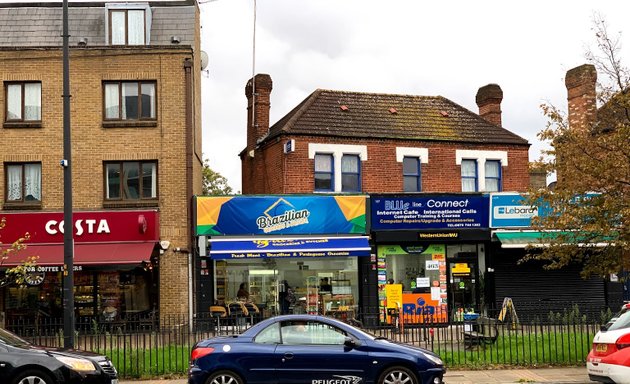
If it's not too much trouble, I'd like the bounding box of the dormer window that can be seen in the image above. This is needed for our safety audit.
[107,3,151,46]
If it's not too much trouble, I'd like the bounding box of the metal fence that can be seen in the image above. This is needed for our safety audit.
[6,306,604,379]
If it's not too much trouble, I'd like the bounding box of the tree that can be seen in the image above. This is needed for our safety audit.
[202,158,234,195]
[0,217,38,288]
[526,15,630,278]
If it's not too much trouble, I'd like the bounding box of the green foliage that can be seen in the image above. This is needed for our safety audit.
[546,304,587,324]
[441,328,594,368]
[600,308,614,325]
[526,15,630,277]
[202,158,234,195]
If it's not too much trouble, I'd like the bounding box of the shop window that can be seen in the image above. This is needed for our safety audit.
[104,160,157,201]
[218,257,359,318]
[377,245,449,323]
[403,156,421,192]
[4,81,41,125]
[103,81,156,122]
[4,162,42,204]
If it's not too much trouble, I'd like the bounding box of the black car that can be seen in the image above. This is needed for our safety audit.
[189,314,446,384]
[0,327,118,384]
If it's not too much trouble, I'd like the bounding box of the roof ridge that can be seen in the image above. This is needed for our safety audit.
[317,88,441,99]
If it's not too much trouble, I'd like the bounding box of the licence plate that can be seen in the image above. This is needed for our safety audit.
[111,380,119,384]
[595,343,608,353]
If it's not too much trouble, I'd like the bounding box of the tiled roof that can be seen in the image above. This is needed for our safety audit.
[0,5,196,47]
[266,89,529,146]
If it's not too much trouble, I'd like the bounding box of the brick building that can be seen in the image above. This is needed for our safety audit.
[241,74,530,195]
[210,74,537,322]
[0,1,202,326]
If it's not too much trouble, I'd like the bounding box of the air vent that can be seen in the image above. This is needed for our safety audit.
[440,110,449,117]
[340,105,349,111]
[389,107,398,114]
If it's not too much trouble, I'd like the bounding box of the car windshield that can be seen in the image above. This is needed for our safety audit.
[0,328,31,347]
[607,310,630,332]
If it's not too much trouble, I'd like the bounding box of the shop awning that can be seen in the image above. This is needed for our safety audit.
[493,231,614,249]
[209,236,371,259]
[0,242,156,266]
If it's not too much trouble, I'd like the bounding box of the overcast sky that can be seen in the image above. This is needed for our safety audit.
[199,0,630,193]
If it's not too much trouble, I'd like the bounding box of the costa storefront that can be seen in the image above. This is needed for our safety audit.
[369,194,490,323]
[194,195,369,319]
[0,210,159,326]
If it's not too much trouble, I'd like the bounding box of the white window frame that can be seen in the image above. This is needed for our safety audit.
[105,3,152,46]
[308,143,367,193]
[397,147,428,192]
[455,150,507,192]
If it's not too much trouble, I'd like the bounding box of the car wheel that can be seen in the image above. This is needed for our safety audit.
[378,366,418,384]
[12,369,54,384]
[206,370,244,384]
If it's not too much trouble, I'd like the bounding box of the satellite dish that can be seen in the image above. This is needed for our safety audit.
[200,51,209,70]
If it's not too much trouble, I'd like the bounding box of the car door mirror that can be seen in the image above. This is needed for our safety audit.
[343,336,357,348]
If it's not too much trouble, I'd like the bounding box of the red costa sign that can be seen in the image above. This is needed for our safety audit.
[0,210,159,243]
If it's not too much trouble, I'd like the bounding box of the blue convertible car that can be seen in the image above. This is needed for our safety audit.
[189,314,445,384]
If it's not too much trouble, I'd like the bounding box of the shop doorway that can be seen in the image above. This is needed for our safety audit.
[449,261,477,317]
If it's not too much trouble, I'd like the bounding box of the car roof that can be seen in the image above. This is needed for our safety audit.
[242,314,356,337]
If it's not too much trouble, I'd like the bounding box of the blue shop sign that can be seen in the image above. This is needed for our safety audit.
[371,195,489,230]
[209,236,371,259]
[490,193,538,228]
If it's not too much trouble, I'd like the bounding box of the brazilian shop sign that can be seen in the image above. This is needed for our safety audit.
[371,195,489,230]
[195,195,367,235]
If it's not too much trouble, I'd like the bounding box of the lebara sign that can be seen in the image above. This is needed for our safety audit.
[370,195,489,230]
[490,193,538,228]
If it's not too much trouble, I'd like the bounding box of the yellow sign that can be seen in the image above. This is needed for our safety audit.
[384,284,403,308]
[452,263,470,274]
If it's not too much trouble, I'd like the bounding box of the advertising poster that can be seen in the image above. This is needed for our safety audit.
[195,195,367,235]
[377,244,448,324]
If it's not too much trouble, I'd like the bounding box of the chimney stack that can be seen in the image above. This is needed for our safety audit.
[476,84,503,126]
[565,64,597,131]
[245,74,273,152]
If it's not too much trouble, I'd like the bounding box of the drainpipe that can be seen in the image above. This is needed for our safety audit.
[184,58,194,325]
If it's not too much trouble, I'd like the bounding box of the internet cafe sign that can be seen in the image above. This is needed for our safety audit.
[0,210,159,243]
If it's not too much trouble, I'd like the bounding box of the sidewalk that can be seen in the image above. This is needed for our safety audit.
[119,366,591,384]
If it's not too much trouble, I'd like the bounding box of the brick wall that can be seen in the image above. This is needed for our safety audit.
[0,47,201,317]
[249,135,530,194]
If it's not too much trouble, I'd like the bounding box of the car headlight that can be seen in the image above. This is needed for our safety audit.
[421,351,443,366]
[54,355,97,372]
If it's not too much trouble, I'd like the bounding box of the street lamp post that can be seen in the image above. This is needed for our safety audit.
[62,0,75,349]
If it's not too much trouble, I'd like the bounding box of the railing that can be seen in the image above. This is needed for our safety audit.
[5,305,608,379]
